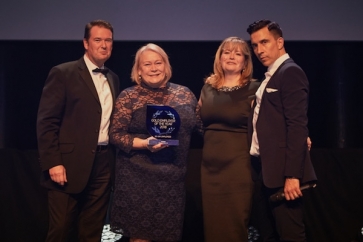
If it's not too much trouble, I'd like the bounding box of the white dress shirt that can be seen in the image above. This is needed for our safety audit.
[250,53,290,156]
[84,55,112,145]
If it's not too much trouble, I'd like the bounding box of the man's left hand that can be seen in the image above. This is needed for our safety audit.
[284,178,302,200]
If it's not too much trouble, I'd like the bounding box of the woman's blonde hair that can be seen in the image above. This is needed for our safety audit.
[206,37,253,88]
[131,43,172,84]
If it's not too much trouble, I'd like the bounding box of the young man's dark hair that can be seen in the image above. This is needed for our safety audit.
[247,19,283,39]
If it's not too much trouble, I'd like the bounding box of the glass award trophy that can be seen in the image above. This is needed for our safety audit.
[146,104,180,146]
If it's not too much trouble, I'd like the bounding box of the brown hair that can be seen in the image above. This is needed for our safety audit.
[84,19,114,40]
[206,37,253,88]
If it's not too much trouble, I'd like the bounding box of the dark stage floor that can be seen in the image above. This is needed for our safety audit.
[100,224,261,242]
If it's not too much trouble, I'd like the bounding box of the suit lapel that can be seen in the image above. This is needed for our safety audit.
[265,58,293,88]
[260,58,294,103]
[77,58,100,104]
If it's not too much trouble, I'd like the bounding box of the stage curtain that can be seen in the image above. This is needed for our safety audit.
[1,148,363,242]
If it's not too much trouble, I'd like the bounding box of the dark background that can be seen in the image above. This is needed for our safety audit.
[1,40,363,149]
[1,40,363,242]
[1,2,363,241]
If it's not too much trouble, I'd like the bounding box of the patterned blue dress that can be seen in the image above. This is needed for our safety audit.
[109,82,200,241]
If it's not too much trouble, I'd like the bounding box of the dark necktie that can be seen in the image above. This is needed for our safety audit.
[92,68,109,76]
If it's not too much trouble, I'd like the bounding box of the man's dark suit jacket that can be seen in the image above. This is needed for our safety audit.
[37,57,120,194]
[248,58,317,188]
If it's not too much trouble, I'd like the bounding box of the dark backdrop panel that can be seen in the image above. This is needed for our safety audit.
[0,149,48,242]
[1,148,363,242]
[305,149,363,241]
[0,41,362,150]
[0,40,219,149]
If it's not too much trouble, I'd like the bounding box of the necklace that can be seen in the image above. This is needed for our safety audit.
[217,81,249,92]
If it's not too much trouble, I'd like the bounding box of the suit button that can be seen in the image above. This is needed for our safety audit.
[91,149,95,153]
[95,129,99,133]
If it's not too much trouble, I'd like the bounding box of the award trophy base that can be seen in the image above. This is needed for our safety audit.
[148,139,179,146]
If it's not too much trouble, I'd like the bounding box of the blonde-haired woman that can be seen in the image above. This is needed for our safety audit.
[198,37,259,242]
[109,43,202,242]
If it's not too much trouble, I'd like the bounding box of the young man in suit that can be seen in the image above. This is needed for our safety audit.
[247,19,317,241]
[37,19,120,242]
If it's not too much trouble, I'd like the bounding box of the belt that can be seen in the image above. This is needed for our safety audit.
[95,145,109,152]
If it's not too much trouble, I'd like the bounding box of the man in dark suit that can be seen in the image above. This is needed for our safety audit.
[246,20,317,241]
[37,19,120,242]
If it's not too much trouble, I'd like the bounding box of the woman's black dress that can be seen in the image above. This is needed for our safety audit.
[199,82,260,242]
